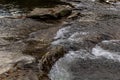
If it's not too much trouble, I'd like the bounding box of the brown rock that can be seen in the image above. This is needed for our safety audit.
[40,45,66,73]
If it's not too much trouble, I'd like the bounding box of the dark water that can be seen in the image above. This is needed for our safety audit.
[0,0,65,8]
[0,0,66,18]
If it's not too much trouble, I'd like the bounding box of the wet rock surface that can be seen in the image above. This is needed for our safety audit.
[0,0,120,80]
[0,12,66,79]
[0,0,74,79]
[27,5,72,21]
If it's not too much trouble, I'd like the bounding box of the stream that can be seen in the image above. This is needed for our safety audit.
[0,0,65,18]
[0,0,120,80]
[49,0,120,80]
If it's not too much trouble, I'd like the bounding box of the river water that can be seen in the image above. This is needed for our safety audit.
[0,0,120,80]
[49,0,120,80]
[0,0,64,18]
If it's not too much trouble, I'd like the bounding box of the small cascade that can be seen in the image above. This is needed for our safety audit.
[49,40,120,80]
[49,0,120,80]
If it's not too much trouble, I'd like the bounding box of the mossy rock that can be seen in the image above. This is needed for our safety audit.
[27,9,72,20]
[40,45,66,73]
[56,9,72,18]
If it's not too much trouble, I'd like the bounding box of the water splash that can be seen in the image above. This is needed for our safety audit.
[49,40,120,80]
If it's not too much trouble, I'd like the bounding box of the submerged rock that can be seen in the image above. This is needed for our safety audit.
[0,45,66,80]
[0,14,65,80]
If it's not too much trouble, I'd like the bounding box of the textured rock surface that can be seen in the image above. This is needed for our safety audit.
[0,0,120,80]
[0,16,65,80]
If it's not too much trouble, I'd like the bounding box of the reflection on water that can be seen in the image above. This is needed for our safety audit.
[0,0,65,8]
[0,0,65,18]
[0,4,26,18]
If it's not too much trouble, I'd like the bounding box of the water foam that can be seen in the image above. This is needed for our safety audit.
[54,26,70,40]
[92,45,120,61]
[52,26,89,45]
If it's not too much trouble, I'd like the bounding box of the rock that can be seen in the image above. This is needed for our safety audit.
[22,40,50,59]
[39,45,66,73]
[0,14,65,80]
[0,45,66,80]
[55,9,72,19]
[0,68,39,80]
[37,45,66,80]
[0,51,35,74]
[28,5,72,16]
[22,23,63,59]
[67,12,80,19]
[27,5,72,20]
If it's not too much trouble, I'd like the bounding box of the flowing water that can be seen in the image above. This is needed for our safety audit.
[49,0,120,80]
[0,0,120,79]
[0,0,66,75]
[0,0,64,18]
